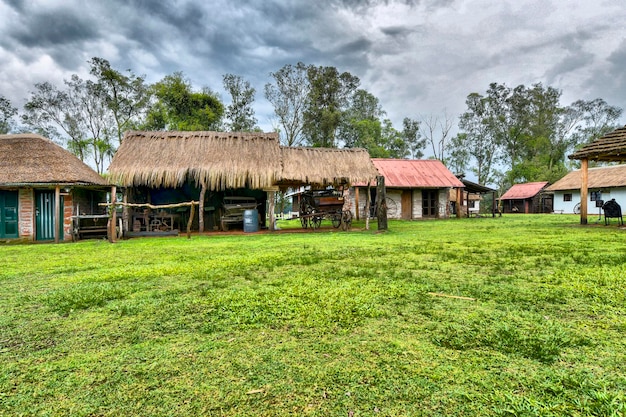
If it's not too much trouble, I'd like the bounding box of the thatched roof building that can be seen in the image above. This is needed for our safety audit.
[546,164,626,191]
[108,131,282,190]
[0,133,108,186]
[569,126,626,161]
[279,146,378,187]
[108,131,379,190]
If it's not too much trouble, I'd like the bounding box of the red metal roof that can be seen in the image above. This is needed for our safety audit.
[499,181,549,200]
[368,159,464,188]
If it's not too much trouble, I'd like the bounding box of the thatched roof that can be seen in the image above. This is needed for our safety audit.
[0,133,108,186]
[108,131,282,190]
[569,125,626,161]
[279,146,379,187]
[545,164,626,191]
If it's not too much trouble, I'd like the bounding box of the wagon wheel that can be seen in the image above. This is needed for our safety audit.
[311,214,322,229]
[385,197,398,218]
[331,211,342,228]
[300,215,309,229]
[573,202,581,215]
[341,210,352,231]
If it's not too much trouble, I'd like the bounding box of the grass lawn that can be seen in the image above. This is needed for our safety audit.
[1,215,625,416]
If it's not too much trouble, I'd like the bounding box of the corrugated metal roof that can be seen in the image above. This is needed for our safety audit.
[370,159,464,188]
[500,181,549,200]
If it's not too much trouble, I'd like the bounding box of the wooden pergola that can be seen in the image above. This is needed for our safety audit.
[568,125,626,224]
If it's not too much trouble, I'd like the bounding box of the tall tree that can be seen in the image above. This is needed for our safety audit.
[222,73,258,132]
[0,95,17,134]
[340,89,384,151]
[401,117,426,159]
[89,57,150,145]
[303,65,360,148]
[22,82,91,161]
[65,75,115,174]
[420,112,454,163]
[144,72,223,131]
[264,62,309,146]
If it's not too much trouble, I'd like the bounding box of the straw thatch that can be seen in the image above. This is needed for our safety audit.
[0,133,108,186]
[279,146,379,187]
[545,164,626,191]
[569,126,626,161]
[108,131,282,190]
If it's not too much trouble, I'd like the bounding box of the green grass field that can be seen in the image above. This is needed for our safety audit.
[1,215,625,416]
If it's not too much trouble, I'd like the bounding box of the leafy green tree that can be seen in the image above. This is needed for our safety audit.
[22,82,92,161]
[144,72,223,131]
[89,57,150,145]
[223,74,258,132]
[264,62,310,146]
[401,117,426,159]
[303,65,360,147]
[0,95,17,134]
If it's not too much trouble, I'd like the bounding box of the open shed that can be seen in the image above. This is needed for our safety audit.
[568,125,626,224]
[107,131,379,235]
[0,134,109,242]
[498,182,552,214]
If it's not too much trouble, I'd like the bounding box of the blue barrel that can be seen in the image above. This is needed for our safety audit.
[243,209,259,233]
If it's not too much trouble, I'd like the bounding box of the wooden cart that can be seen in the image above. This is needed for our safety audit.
[298,189,352,231]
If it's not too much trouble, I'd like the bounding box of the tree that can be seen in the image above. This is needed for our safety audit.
[144,72,223,131]
[420,112,454,163]
[223,74,258,132]
[0,96,17,134]
[22,82,91,161]
[89,57,150,145]
[65,75,115,174]
[303,65,360,147]
[264,62,309,146]
[401,117,426,159]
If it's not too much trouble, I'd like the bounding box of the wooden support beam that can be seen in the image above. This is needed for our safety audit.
[376,176,388,230]
[268,190,276,231]
[54,186,60,243]
[456,187,463,218]
[198,183,206,233]
[580,158,589,225]
[109,185,117,243]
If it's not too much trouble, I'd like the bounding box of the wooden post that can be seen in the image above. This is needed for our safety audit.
[376,176,388,231]
[456,187,463,218]
[109,185,117,243]
[365,182,371,230]
[122,189,129,238]
[268,191,276,231]
[187,203,195,239]
[580,158,589,225]
[54,185,61,243]
[198,183,206,233]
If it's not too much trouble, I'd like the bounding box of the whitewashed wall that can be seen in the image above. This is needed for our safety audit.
[552,188,626,214]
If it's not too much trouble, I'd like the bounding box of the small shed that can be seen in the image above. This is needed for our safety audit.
[568,125,626,224]
[353,159,464,220]
[449,178,497,217]
[498,181,552,214]
[546,165,626,214]
[0,134,109,242]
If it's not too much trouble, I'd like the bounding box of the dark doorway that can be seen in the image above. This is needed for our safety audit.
[422,190,437,218]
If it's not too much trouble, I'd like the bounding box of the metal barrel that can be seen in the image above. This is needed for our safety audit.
[243,209,259,233]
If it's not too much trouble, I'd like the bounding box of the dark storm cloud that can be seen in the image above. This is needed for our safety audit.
[5,6,99,48]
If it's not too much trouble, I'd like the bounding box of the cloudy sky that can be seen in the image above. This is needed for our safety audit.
[1,0,625,136]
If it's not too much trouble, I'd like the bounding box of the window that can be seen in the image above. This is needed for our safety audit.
[590,191,602,202]
[563,193,572,202]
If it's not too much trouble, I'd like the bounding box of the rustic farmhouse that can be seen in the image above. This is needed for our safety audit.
[546,165,626,214]
[108,131,378,235]
[352,159,464,220]
[0,134,109,242]
[498,181,552,214]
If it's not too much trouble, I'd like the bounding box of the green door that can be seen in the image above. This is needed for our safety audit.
[36,191,64,241]
[0,191,19,239]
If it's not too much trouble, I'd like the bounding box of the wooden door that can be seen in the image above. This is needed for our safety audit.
[0,191,19,238]
[422,190,438,218]
[401,190,412,219]
[36,191,63,241]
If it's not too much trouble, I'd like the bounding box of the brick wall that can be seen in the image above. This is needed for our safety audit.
[18,188,34,241]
